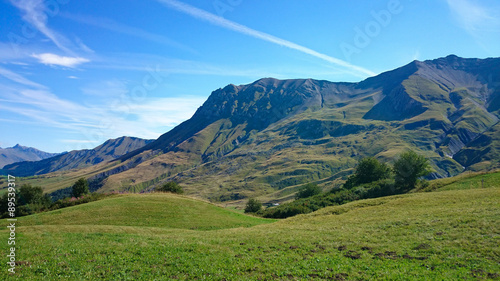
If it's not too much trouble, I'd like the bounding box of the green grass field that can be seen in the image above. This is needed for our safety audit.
[1,174,499,280]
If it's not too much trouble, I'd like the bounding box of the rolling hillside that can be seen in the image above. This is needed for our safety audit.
[18,193,274,230]
[1,173,498,280]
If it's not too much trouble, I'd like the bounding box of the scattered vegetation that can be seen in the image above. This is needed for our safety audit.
[0,178,113,218]
[0,184,51,217]
[263,150,431,218]
[156,181,184,194]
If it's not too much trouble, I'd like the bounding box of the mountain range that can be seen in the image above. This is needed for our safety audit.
[2,137,153,176]
[0,145,59,169]
[5,55,500,204]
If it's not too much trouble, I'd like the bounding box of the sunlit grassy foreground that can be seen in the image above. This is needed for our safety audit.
[1,182,499,280]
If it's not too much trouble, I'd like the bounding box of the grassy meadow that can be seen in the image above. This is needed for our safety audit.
[1,173,499,280]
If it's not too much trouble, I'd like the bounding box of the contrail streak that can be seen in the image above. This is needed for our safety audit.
[156,0,376,77]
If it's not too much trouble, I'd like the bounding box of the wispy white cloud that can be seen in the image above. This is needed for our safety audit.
[89,53,284,78]
[8,0,75,54]
[445,0,500,33]
[0,66,46,88]
[81,79,129,97]
[0,76,206,150]
[89,52,345,80]
[60,13,198,55]
[0,42,42,62]
[32,53,90,67]
[74,37,95,54]
[155,0,376,78]
[9,62,30,66]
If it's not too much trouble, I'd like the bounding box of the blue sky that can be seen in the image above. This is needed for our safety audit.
[0,0,499,153]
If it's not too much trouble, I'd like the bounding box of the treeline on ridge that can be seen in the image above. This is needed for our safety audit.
[0,178,185,218]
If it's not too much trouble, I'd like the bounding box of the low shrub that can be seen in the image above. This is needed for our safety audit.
[50,193,112,210]
[157,182,184,194]
[244,198,262,213]
[295,183,322,199]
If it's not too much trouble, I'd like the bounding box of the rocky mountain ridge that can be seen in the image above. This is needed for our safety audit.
[2,136,153,176]
[9,55,500,203]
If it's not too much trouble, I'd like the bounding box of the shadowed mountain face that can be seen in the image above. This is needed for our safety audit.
[0,145,59,168]
[2,137,153,177]
[16,56,500,202]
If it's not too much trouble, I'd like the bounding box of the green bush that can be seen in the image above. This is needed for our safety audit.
[344,157,391,189]
[51,193,111,210]
[262,204,310,218]
[157,181,184,194]
[244,198,262,213]
[295,183,322,199]
[361,179,397,198]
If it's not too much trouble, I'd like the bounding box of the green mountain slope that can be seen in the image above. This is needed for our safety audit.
[17,56,500,205]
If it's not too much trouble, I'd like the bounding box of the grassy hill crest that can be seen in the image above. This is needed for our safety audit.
[17,192,275,231]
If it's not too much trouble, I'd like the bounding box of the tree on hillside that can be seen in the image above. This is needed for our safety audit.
[244,198,262,213]
[0,184,51,218]
[19,184,49,205]
[393,150,432,191]
[344,157,391,189]
[72,178,89,198]
[296,183,322,199]
[157,181,184,194]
